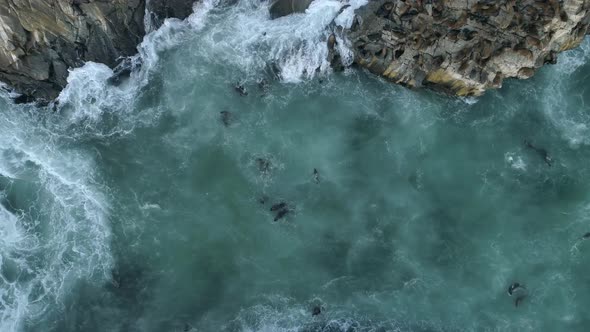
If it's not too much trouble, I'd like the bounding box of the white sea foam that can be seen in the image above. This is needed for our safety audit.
[0,100,112,331]
[540,37,590,146]
[504,152,527,171]
[190,0,366,82]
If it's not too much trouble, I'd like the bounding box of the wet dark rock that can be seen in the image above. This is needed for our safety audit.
[107,58,142,86]
[12,94,37,105]
[146,0,195,29]
[269,0,313,19]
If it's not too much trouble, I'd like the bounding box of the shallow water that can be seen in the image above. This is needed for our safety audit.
[2,1,590,331]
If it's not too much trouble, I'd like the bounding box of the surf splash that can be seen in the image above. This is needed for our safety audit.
[0,94,112,331]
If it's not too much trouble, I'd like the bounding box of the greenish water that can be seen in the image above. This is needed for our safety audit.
[2,1,590,331]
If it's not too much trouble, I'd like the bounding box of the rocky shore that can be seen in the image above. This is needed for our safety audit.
[0,0,589,102]
[0,0,194,102]
[346,0,590,96]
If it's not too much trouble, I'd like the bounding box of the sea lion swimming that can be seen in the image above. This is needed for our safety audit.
[270,202,287,212]
[507,282,523,296]
[524,140,552,166]
[220,111,232,126]
[274,208,289,222]
[256,158,271,174]
[270,201,290,221]
[234,83,248,96]
[258,195,268,205]
[312,305,322,316]
[508,283,528,307]
[313,168,320,184]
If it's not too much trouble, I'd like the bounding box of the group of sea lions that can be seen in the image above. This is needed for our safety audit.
[508,140,590,308]
[253,157,320,222]
[222,79,324,223]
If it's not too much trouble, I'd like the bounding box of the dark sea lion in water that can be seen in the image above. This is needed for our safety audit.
[270,201,291,221]
[256,158,271,173]
[507,282,523,296]
[312,305,322,316]
[313,168,320,184]
[273,208,289,222]
[583,232,590,239]
[220,111,232,126]
[234,83,248,96]
[270,202,287,212]
[524,140,552,166]
[258,195,269,205]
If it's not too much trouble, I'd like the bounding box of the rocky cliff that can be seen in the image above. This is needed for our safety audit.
[346,0,590,96]
[1,0,589,101]
[0,0,194,103]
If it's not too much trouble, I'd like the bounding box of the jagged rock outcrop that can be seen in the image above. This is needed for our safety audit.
[345,0,590,96]
[0,0,194,102]
[1,0,589,101]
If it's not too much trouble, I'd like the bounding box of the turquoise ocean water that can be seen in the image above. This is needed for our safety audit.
[1,1,590,331]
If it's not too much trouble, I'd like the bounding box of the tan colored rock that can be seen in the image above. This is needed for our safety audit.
[345,0,590,96]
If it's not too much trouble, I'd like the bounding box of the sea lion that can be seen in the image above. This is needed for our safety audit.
[312,305,322,316]
[270,202,287,212]
[234,83,248,96]
[583,232,590,239]
[256,158,271,173]
[258,195,268,205]
[507,282,523,296]
[313,168,320,184]
[327,34,336,51]
[274,208,289,222]
[524,140,552,166]
[220,111,232,126]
